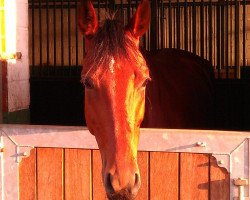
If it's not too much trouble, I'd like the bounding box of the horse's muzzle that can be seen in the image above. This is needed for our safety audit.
[104,171,141,199]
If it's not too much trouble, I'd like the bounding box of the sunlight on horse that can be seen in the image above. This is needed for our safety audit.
[78,0,214,199]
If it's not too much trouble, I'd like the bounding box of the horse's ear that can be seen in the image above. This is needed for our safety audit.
[78,0,98,39]
[126,0,150,38]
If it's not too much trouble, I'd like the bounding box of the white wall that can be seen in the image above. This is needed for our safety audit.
[6,0,29,112]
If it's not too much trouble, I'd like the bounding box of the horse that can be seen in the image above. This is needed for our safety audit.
[78,0,214,199]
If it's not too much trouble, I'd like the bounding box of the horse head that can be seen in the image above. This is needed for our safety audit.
[78,0,150,199]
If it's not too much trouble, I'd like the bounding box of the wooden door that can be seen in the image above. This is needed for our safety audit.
[19,148,229,200]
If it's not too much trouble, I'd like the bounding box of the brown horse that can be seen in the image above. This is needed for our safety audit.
[78,0,214,199]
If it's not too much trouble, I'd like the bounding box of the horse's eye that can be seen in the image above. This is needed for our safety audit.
[141,78,151,88]
[83,77,95,89]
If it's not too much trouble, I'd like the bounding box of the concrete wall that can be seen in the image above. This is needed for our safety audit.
[1,0,30,123]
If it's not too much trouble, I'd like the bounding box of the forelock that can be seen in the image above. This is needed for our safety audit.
[82,18,146,79]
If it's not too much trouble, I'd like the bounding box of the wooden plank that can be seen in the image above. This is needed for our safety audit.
[37,148,63,200]
[65,149,91,200]
[149,152,179,200]
[19,148,36,200]
[92,150,106,200]
[180,153,209,200]
[210,156,230,200]
[135,152,149,200]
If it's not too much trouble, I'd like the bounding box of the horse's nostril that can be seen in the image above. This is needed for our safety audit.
[104,172,141,198]
[131,173,141,195]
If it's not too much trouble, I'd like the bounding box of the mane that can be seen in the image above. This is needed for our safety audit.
[82,18,146,80]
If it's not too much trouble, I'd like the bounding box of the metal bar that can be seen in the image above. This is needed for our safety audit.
[160,0,164,49]
[205,4,208,60]
[168,0,172,48]
[61,0,64,67]
[216,2,221,78]
[200,0,204,58]
[226,0,229,78]
[120,0,123,24]
[192,0,196,54]
[221,1,225,74]
[184,0,188,51]
[97,0,100,21]
[150,0,158,51]
[68,0,71,68]
[31,0,35,73]
[173,5,175,48]
[176,0,180,49]
[46,0,50,71]
[230,0,233,74]
[235,0,240,79]
[208,0,212,63]
[127,0,131,25]
[39,0,42,67]
[242,0,246,68]
[53,0,57,67]
[75,0,78,67]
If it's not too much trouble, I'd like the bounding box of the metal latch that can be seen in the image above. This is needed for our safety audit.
[234,178,249,200]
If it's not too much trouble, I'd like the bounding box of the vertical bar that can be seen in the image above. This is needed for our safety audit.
[39,0,42,67]
[46,0,49,74]
[230,0,233,74]
[157,0,160,49]
[53,0,57,68]
[127,0,131,24]
[75,0,78,67]
[160,0,165,49]
[205,4,208,60]
[97,0,100,21]
[61,0,64,67]
[208,0,212,63]
[216,2,221,78]
[226,0,229,78]
[168,0,172,48]
[235,0,240,79]
[150,0,158,51]
[184,0,188,51]
[242,0,246,68]
[221,1,225,75]
[192,0,196,54]
[173,6,176,48]
[176,0,180,49]
[31,0,35,74]
[68,0,71,68]
[200,0,204,58]
[120,0,123,24]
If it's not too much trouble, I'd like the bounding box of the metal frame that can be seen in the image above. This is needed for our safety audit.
[0,124,250,199]
[28,0,249,79]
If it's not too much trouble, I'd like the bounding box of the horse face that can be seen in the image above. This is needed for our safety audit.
[79,0,150,199]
